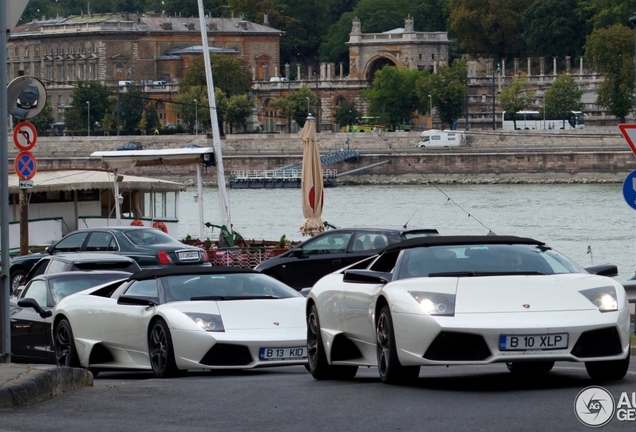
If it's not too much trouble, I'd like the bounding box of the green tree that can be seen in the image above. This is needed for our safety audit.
[64,81,112,133]
[448,0,528,58]
[362,66,426,130]
[30,102,55,134]
[522,0,584,57]
[333,101,362,130]
[270,86,318,130]
[119,85,145,134]
[578,0,636,30]
[499,74,534,130]
[224,94,253,133]
[545,74,584,127]
[180,55,252,97]
[173,87,210,134]
[585,24,634,122]
[416,60,467,130]
[163,0,221,17]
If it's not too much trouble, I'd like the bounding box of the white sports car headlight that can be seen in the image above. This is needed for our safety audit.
[580,286,618,312]
[184,312,225,331]
[408,291,455,316]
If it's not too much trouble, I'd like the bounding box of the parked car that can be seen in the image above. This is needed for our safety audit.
[40,266,308,377]
[255,226,439,290]
[117,142,143,151]
[11,270,133,364]
[306,235,628,383]
[9,227,209,293]
[21,252,141,288]
[16,85,39,109]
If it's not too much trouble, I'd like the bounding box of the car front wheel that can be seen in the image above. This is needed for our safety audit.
[148,319,181,378]
[307,304,357,380]
[55,319,80,367]
[10,269,26,296]
[585,353,630,380]
[376,305,419,384]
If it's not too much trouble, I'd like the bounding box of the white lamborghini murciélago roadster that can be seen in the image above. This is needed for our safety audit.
[51,267,307,377]
[306,235,630,384]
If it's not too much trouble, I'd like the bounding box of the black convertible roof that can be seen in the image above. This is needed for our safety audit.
[384,235,545,253]
[129,265,258,281]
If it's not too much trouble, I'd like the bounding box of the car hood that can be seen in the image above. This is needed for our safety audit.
[168,297,306,330]
[454,274,609,314]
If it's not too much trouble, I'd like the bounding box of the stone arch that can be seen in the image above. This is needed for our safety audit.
[363,55,398,81]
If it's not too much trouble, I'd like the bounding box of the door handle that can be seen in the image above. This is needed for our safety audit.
[331,259,341,265]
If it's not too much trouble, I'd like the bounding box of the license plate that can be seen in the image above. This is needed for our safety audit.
[178,251,199,261]
[259,346,307,361]
[499,333,568,351]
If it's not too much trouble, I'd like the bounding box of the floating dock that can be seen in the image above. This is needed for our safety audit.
[229,169,338,189]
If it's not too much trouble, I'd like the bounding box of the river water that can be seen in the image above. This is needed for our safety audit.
[176,183,636,282]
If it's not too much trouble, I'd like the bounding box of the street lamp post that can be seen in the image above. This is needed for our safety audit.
[629,13,636,119]
[86,101,90,136]
[428,95,432,129]
[194,99,198,135]
[543,93,546,130]
[306,97,310,115]
[492,62,500,130]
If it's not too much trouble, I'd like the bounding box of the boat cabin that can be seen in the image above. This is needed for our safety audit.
[7,169,184,251]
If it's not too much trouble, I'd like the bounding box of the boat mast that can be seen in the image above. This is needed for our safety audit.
[197,0,232,236]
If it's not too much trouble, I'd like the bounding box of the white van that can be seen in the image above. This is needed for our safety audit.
[418,130,466,148]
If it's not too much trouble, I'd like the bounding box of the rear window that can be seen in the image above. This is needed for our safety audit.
[124,229,181,245]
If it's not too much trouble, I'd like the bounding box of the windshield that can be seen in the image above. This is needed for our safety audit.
[51,273,127,304]
[162,273,302,301]
[398,244,584,278]
[124,228,182,245]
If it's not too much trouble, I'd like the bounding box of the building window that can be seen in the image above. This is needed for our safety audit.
[34,46,39,57]
[67,65,75,81]
[13,64,20,78]
[45,65,52,81]
[79,64,85,80]
[34,64,40,78]
[14,46,19,57]
[24,64,30,76]
[90,63,96,80]
[24,47,29,58]
[56,65,63,81]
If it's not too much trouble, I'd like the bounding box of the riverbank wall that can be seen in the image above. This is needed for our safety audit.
[13,128,636,184]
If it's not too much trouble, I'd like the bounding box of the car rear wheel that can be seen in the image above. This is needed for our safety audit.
[585,352,630,380]
[148,319,182,378]
[376,305,419,384]
[55,319,80,367]
[307,304,357,380]
[506,361,554,374]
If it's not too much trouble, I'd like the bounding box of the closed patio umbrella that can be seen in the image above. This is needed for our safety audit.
[299,114,324,236]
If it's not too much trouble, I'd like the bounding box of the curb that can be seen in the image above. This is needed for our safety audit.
[0,364,93,409]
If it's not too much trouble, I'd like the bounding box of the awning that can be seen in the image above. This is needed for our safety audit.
[90,148,215,169]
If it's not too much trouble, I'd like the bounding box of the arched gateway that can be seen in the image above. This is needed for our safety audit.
[346,15,451,81]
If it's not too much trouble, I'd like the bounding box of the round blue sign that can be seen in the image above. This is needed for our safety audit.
[622,170,636,210]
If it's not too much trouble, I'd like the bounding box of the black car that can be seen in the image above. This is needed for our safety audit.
[9,227,209,293]
[10,271,132,364]
[20,252,141,288]
[16,85,39,109]
[117,142,143,151]
[254,226,439,290]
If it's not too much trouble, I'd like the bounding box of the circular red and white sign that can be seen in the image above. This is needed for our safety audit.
[14,151,37,180]
[13,121,37,151]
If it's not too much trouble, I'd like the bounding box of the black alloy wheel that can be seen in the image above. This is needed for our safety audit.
[585,352,630,380]
[10,269,26,296]
[148,319,181,378]
[376,305,419,384]
[55,319,80,367]
[307,303,357,380]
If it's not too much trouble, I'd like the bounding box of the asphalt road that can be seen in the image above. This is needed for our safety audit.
[2,362,636,431]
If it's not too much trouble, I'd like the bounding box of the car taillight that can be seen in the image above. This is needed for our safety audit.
[158,250,173,264]
[202,251,209,262]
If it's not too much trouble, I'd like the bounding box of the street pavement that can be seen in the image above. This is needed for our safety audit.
[0,363,92,409]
